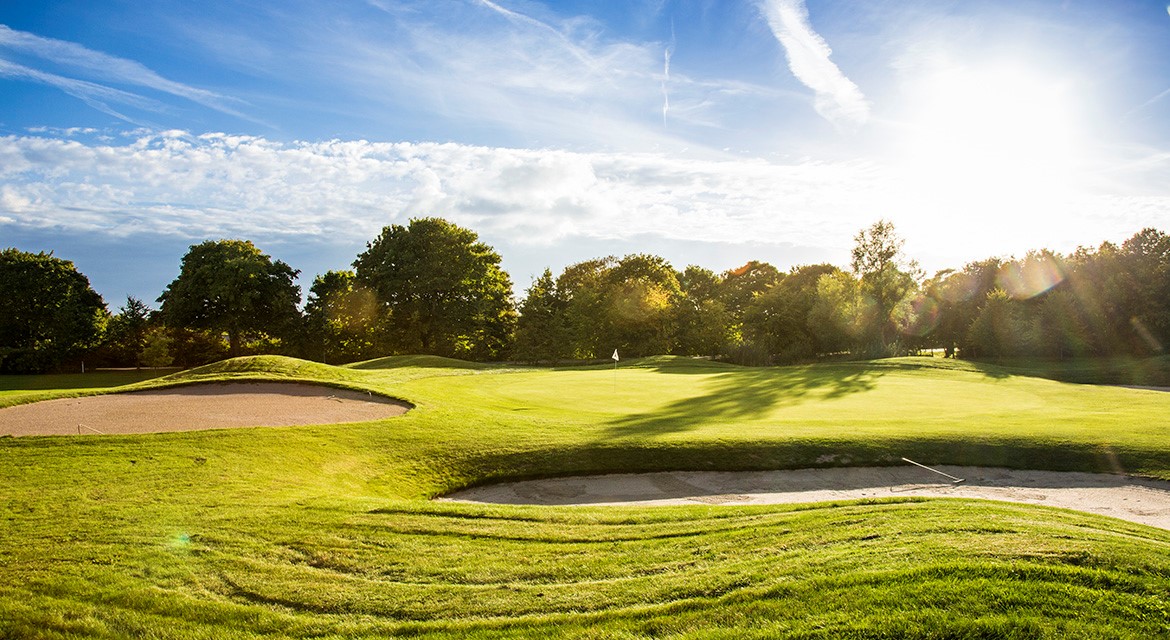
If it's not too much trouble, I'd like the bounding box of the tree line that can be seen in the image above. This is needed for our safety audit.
[2,218,1168,373]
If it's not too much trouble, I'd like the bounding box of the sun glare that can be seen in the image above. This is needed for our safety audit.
[897,63,1085,203]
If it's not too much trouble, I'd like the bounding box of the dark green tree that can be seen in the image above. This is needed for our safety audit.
[810,269,866,356]
[720,260,782,325]
[96,296,152,367]
[1117,228,1170,354]
[303,270,381,364]
[671,265,732,357]
[0,248,107,373]
[966,288,1037,358]
[513,269,570,363]
[353,218,516,360]
[556,257,615,359]
[744,263,843,362]
[158,240,301,356]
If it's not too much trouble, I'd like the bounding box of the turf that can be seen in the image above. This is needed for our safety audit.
[1,355,1168,638]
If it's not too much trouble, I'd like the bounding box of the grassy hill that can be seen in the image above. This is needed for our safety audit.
[1,356,1168,638]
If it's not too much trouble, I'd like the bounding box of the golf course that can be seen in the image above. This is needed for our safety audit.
[2,354,1169,638]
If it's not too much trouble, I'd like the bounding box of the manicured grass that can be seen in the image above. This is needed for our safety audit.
[1,355,1168,638]
[0,369,177,405]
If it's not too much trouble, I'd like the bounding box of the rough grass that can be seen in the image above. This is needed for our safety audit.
[1,355,1168,638]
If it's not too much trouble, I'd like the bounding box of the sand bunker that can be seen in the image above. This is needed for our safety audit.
[444,466,1170,531]
[0,382,410,436]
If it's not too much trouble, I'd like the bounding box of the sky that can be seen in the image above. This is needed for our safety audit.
[2,0,1170,308]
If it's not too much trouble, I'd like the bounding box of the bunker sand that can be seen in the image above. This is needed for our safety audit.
[0,382,409,436]
[444,466,1170,531]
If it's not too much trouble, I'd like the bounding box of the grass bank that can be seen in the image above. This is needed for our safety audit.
[1,355,1168,638]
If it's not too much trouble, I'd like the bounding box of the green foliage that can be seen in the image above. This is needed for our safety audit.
[158,240,301,356]
[513,269,570,363]
[91,296,153,367]
[0,248,107,373]
[601,254,680,357]
[850,220,921,354]
[555,257,614,358]
[353,218,516,360]
[744,263,843,362]
[671,265,734,358]
[302,270,383,364]
[139,325,174,367]
[720,260,782,326]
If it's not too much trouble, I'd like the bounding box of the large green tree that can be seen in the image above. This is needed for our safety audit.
[671,265,733,357]
[556,257,614,359]
[158,240,301,356]
[744,263,843,362]
[601,254,681,357]
[302,270,381,364]
[513,269,570,363]
[850,220,920,355]
[353,218,516,360]
[0,249,107,373]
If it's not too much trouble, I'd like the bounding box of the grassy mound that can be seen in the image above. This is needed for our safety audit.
[1,355,1168,638]
[347,354,495,371]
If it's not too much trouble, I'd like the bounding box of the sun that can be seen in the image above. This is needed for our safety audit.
[895,62,1086,204]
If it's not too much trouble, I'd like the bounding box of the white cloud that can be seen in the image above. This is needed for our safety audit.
[758,0,869,128]
[2,130,1166,277]
[0,131,885,246]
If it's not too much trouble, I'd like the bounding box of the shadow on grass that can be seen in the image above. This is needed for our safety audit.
[973,355,1170,386]
[602,364,885,438]
[0,370,174,392]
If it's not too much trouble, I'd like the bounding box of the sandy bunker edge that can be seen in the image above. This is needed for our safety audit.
[0,381,412,436]
[442,466,1170,531]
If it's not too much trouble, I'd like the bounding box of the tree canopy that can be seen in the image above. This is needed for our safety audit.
[303,270,382,364]
[0,248,107,373]
[353,218,516,360]
[157,240,301,356]
[850,220,920,355]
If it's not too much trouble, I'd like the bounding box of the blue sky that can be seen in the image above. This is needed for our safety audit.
[2,0,1170,307]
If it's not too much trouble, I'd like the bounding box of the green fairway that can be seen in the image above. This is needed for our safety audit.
[1,355,1169,638]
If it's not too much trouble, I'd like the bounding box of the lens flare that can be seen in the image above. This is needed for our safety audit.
[902,297,940,337]
[168,532,192,550]
[1131,317,1164,353]
[997,255,1066,300]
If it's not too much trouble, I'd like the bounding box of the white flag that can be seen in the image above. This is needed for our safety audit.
[611,349,619,361]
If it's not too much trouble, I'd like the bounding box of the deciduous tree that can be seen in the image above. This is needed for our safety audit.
[0,249,107,373]
[158,240,301,356]
[303,270,381,364]
[353,218,516,360]
[850,220,920,355]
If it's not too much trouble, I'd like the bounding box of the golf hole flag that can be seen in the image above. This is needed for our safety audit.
[612,349,619,362]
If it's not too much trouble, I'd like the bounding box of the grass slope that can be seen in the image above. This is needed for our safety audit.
[1,356,1168,638]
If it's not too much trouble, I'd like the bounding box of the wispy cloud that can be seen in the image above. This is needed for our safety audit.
[0,24,250,121]
[661,22,675,127]
[182,1,790,152]
[0,58,156,125]
[758,0,869,128]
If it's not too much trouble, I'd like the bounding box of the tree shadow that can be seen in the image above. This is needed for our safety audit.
[602,363,885,438]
